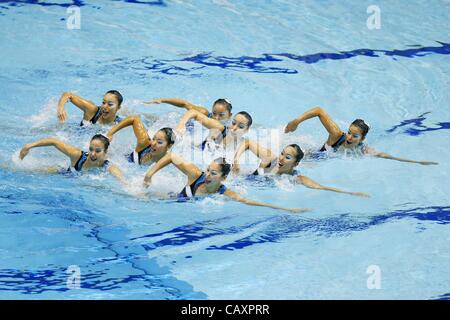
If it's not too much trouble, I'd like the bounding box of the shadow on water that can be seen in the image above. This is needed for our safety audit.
[0,177,206,298]
[0,0,165,7]
[0,0,165,14]
[434,293,450,300]
[131,205,450,252]
[386,112,450,136]
[113,42,450,75]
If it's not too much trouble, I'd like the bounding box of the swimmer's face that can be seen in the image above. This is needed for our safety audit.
[211,103,232,122]
[101,93,120,119]
[205,161,227,186]
[345,125,365,147]
[88,139,107,164]
[228,114,250,137]
[278,146,299,171]
[150,130,172,156]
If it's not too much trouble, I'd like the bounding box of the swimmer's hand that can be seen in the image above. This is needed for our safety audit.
[232,162,240,174]
[143,175,152,188]
[418,161,438,165]
[284,119,300,133]
[57,108,68,123]
[350,192,370,198]
[19,145,30,160]
[143,98,162,105]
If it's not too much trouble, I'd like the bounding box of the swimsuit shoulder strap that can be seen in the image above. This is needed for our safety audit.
[253,159,276,175]
[103,160,110,169]
[221,126,228,139]
[331,133,346,150]
[74,151,88,171]
[114,115,122,124]
[319,133,346,152]
[218,184,227,195]
[179,172,206,198]
[137,144,153,165]
[200,126,227,151]
[90,107,102,124]
[190,172,206,196]
[127,152,135,163]
[79,107,101,126]
[201,139,207,151]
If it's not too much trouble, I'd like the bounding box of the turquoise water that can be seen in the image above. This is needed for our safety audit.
[0,0,449,299]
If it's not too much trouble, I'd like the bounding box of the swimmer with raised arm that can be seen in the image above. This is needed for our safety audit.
[233,140,369,197]
[106,115,174,165]
[57,90,124,126]
[143,153,309,213]
[19,134,126,184]
[174,109,252,151]
[284,107,438,165]
[144,98,233,124]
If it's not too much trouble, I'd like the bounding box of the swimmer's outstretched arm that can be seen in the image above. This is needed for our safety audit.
[296,175,370,197]
[233,139,276,173]
[107,115,151,150]
[19,138,82,165]
[175,110,224,136]
[143,153,202,187]
[285,107,343,144]
[364,147,438,165]
[57,92,98,123]
[223,189,309,213]
[144,98,210,116]
[143,152,173,186]
[108,164,128,185]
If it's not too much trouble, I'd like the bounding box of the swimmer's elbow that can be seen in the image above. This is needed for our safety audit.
[62,92,73,99]
[200,109,210,116]
[313,106,326,117]
[181,110,198,122]
[186,109,197,117]
[298,176,320,189]
[129,115,141,122]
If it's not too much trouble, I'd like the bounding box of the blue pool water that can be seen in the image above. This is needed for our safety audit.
[0,0,449,299]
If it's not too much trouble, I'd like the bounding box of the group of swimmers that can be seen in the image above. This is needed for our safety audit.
[19,90,438,213]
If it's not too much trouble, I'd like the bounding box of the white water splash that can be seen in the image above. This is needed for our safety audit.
[28,97,58,128]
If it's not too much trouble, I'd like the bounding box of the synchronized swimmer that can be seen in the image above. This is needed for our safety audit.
[57,90,123,126]
[19,134,126,184]
[106,115,175,166]
[18,92,439,212]
[143,153,307,213]
[145,98,233,125]
[232,141,369,197]
[285,106,438,165]
[174,109,253,151]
